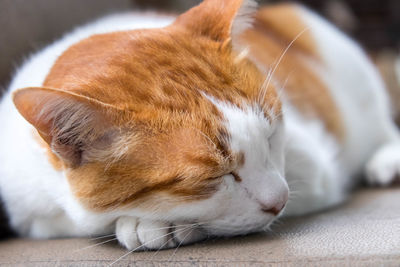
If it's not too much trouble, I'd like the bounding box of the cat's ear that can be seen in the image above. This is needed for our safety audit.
[174,0,257,43]
[13,87,121,167]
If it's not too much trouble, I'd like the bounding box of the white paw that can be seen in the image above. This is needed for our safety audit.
[136,219,176,250]
[115,217,206,251]
[115,216,141,250]
[366,144,400,186]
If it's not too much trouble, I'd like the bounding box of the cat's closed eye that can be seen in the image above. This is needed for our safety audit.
[230,172,242,182]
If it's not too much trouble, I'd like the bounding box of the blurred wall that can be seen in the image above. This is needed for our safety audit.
[0,0,134,91]
[134,0,400,51]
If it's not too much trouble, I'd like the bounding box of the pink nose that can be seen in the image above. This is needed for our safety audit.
[259,191,288,216]
[260,202,286,216]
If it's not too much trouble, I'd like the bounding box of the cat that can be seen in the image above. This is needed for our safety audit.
[0,0,399,251]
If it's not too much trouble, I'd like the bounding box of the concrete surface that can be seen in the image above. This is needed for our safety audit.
[1,188,399,266]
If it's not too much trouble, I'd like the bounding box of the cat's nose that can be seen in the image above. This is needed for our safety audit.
[259,191,288,216]
[260,202,286,216]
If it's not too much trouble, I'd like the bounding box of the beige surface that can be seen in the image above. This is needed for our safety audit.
[1,188,399,266]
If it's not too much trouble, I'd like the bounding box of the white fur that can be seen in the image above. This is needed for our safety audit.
[231,0,258,38]
[282,107,347,215]
[280,5,400,215]
[300,6,399,173]
[197,98,288,235]
[209,99,288,210]
[231,0,258,52]
[366,144,400,185]
[1,3,400,251]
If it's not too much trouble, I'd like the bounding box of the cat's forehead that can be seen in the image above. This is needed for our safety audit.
[45,27,280,116]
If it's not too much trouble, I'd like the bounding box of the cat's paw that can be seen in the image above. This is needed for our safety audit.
[366,144,400,186]
[115,217,174,251]
[115,217,206,251]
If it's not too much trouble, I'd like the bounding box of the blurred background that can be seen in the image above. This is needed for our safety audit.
[1,0,399,119]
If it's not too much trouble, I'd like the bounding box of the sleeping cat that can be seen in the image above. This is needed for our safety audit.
[0,0,399,250]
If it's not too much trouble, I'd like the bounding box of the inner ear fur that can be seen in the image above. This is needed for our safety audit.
[13,87,123,167]
[173,0,257,43]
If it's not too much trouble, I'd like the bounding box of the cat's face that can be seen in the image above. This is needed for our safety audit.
[13,0,289,236]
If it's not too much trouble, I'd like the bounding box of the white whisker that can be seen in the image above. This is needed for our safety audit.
[268,71,293,120]
[258,27,310,110]
[257,70,273,105]
[149,234,176,260]
[263,27,310,101]
[89,233,116,241]
[109,224,198,266]
[75,237,118,252]
[168,226,195,261]
[150,223,200,259]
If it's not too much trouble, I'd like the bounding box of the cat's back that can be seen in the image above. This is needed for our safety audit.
[242,3,391,173]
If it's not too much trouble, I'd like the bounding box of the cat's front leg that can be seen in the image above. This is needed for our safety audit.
[115,217,206,250]
[116,217,174,250]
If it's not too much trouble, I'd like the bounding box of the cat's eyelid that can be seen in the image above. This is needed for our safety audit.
[230,171,242,182]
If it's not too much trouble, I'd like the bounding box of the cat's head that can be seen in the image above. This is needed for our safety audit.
[13,0,288,236]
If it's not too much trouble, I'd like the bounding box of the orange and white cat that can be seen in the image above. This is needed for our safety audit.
[0,0,399,250]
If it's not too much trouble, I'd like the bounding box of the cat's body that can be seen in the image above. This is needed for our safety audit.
[1,0,399,250]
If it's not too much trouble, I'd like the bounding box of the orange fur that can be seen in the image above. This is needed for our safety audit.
[14,2,345,212]
[12,1,345,212]
[13,0,281,211]
[241,4,344,140]
[254,4,319,58]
